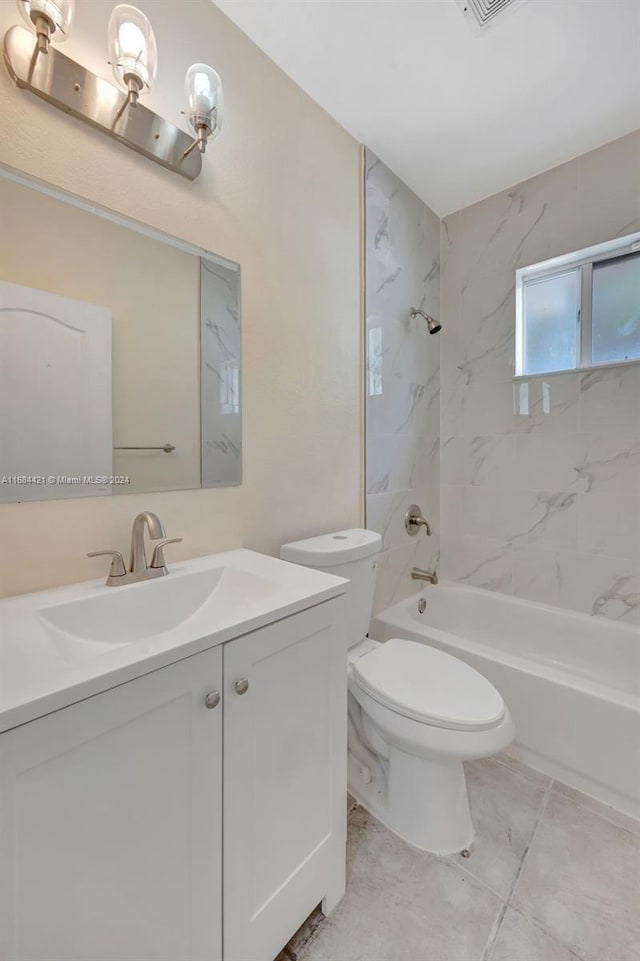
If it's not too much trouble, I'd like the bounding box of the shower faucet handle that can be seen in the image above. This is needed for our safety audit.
[405,504,432,537]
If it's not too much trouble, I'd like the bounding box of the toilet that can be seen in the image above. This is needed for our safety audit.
[280,528,514,855]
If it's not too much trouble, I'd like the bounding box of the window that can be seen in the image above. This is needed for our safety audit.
[515,234,640,376]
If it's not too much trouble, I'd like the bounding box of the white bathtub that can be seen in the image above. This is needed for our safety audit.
[371,582,640,818]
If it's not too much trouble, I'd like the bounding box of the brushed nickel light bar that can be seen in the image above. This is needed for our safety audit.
[3,25,201,180]
[3,2,223,181]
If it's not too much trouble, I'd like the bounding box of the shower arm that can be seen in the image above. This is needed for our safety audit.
[409,307,442,335]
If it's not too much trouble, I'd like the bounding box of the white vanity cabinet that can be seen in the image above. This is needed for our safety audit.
[0,598,346,961]
[224,600,346,961]
[0,645,224,961]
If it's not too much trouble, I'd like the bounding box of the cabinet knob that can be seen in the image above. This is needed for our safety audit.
[205,691,221,709]
[234,678,249,696]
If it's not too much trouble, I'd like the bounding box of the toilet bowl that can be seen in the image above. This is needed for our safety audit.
[280,529,515,855]
[347,637,514,853]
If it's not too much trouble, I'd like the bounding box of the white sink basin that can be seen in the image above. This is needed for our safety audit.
[0,549,348,733]
[39,566,272,650]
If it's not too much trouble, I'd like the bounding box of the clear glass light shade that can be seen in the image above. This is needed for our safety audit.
[17,0,74,40]
[185,63,223,136]
[107,4,158,94]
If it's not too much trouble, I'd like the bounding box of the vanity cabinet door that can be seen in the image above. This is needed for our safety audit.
[223,599,347,961]
[0,647,223,961]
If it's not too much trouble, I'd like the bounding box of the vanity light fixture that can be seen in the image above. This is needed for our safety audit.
[3,1,223,180]
[107,4,157,107]
[17,0,74,54]
[183,62,223,157]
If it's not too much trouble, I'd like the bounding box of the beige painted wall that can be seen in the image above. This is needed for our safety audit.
[1,177,202,494]
[0,0,362,596]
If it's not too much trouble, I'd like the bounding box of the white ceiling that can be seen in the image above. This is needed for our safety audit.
[212,0,640,216]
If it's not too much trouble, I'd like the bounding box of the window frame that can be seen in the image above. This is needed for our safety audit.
[515,232,640,378]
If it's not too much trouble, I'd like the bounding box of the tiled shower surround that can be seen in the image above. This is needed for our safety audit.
[367,133,640,623]
[365,150,441,613]
[440,132,640,624]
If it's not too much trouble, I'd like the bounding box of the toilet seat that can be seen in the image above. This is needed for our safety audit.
[352,638,505,731]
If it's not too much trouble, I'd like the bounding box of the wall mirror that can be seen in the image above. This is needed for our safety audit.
[0,168,241,503]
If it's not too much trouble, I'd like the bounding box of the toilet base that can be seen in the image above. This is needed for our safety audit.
[347,747,474,855]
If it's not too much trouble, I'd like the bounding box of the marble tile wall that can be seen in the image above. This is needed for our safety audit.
[364,150,441,613]
[200,258,241,487]
[440,131,640,624]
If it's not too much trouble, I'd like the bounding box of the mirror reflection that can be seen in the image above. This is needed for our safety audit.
[0,172,241,502]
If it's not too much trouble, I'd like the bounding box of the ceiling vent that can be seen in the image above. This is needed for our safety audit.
[455,0,525,31]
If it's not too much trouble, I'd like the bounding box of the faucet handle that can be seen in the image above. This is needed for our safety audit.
[405,504,433,537]
[87,550,127,577]
[150,538,183,570]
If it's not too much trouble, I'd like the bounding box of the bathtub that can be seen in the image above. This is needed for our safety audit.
[371,582,640,819]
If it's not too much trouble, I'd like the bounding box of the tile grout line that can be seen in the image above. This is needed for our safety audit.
[443,850,506,902]
[354,798,510,906]
[497,752,640,839]
[447,761,554,904]
[494,754,550,783]
[479,901,508,961]
[554,784,640,839]
[507,775,554,906]
[479,775,555,961]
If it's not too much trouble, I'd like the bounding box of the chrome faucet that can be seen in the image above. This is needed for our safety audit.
[130,511,166,574]
[411,567,438,585]
[88,512,182,586]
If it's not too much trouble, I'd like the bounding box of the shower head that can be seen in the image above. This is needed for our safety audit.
[410,307,442,335]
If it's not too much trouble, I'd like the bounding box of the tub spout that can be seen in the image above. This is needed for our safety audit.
[411,567,438,585]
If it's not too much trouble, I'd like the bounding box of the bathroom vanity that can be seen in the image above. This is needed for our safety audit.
[0,550,348,961]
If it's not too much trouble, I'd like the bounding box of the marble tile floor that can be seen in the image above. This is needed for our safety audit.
[278,754,640,961]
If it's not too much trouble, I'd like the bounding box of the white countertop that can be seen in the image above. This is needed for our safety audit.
[0,549,347,733]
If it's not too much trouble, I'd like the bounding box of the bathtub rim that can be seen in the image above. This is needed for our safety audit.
[380,579,638,636]
[371,582,639,713]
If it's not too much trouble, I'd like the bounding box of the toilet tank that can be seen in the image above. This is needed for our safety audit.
[280,529,381,648]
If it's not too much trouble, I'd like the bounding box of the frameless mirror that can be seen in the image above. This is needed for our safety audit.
[0,169,241,502]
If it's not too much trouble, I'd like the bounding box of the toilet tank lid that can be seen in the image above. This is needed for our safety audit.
[280,529,381,567]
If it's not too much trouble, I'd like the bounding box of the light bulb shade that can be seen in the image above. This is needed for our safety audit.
[108,4,157,94]
[17,0,74,40]
[185,63,223,137]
